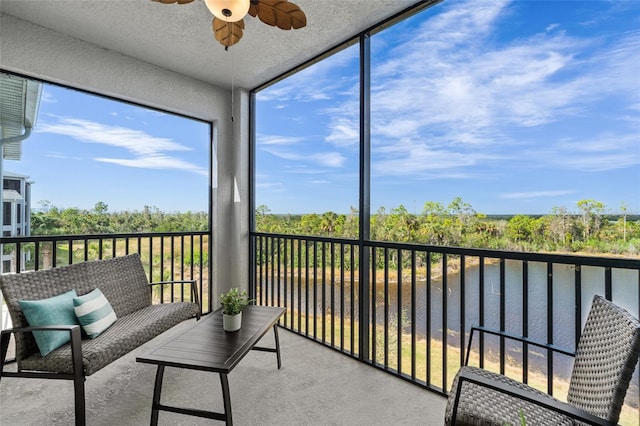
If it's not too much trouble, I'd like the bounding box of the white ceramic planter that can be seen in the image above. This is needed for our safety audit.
[223,312,242,332]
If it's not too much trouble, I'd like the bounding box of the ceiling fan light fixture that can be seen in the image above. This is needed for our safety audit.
[153,0,307,47]
[204,0,250,23]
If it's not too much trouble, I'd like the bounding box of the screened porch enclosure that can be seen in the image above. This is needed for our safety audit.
[1,0,639,424]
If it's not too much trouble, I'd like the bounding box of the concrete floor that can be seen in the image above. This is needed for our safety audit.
[0,318,447,425]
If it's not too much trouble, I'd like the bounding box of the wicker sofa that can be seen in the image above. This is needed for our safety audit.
[0,253,201,426]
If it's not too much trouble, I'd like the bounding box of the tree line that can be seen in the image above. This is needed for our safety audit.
[28,198,639,256]
[31,201,208,235]
[256,197,640,256]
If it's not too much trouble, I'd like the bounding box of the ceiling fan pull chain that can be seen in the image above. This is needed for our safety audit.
[230,46,235,123]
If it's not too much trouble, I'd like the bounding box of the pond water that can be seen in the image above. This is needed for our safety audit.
[266,259,639,401]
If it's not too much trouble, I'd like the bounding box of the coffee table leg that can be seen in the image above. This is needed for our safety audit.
[220,373,232,426]
[150,365,165,426]
[273,325,282,369]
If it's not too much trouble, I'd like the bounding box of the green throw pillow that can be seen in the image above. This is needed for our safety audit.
[18,289,79,357]
[73,288,117,339]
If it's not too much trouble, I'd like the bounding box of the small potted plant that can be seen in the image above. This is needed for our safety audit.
[219,287,252,332]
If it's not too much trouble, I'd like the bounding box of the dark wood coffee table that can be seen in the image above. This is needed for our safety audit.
[136,305,285,425]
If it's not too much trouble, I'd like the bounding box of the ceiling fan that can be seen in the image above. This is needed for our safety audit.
[152,0,307,48]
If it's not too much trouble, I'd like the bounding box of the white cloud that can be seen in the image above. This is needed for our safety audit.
[350,0,640,177]
[38,117,189,155]
[256,0,639,187]
[46,152,82,161]
[529,133,640,172]
[500,190,576,200]
[325,117,359,148]
[311,152,346,168]
[39,91,57,104]
[261,147,346,168]
[257,48,359,103]
[373,139,502,177]
[546,23,560,32]
[257,134,304,146]
[95,155,207,176]
[256,181,285,191]
[36,117,206,175]
[284,165,328,175]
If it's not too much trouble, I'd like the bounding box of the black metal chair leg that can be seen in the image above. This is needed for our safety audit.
[220,373,232,426]
[151,365,165,426]
[73,375,86,426]
[0,331,11,381]
[68,325,86,426]
[273,325,282,369]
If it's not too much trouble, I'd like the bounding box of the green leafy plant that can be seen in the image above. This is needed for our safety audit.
[519,409,526,426]
[219,288,252,315]
[504,409,527,426]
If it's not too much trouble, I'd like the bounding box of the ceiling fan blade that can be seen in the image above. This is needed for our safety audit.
[249,0,306,31]
[213,18,245,47]
[150,0,195,4]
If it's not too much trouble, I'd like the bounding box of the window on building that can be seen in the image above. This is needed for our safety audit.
[2,202,10,226]
[3,179,20,192]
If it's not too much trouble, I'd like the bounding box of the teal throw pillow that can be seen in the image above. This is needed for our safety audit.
[73,288,117,339]
[18,289,79,357]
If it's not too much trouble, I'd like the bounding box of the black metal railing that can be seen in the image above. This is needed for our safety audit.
[252,231,640,423]
[0,231,211,313]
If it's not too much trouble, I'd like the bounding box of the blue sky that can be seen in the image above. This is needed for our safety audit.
[255,0,640,215]
[6,0,638,217]
[7,86,210,213]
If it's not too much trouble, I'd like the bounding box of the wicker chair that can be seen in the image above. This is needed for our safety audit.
[0,254,201,426]
[445,295,640,426]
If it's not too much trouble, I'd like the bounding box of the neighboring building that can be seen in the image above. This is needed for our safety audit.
[2,171,32,273]
[0,73,42,274]
[3,171,31,237]
[1,73,41,331]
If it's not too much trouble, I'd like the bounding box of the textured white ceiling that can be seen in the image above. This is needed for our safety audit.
[0,0,427,90]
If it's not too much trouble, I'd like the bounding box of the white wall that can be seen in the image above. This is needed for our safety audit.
[0,14,249,308]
